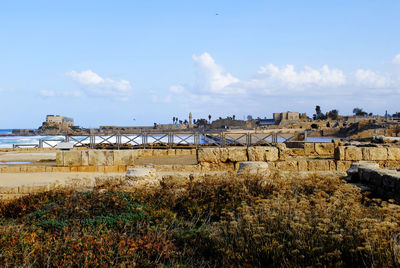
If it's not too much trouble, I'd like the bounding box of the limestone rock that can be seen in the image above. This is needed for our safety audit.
[88,150,114,166]
[315,143,334,156]
[63,151,82,166]
[388,147,400,161]
[334,146,345,160]
[307,160,330,171]
[197,148,220,163]
[362,147,388,161]
[236,161,270,177]
[227,147,248,162]
[248,147,265,161]
[125,167,160,186]
[304,143,315,155]
[114,150,134,166]
[276,160,298,171]
[345,146,362,161]
[56,151,64,166]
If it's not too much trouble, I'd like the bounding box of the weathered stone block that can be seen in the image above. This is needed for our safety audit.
[385,161,400,169]
[388,147,400,161]
[88,150,114,166]
[175,149,192,156]
[248,147,265,161]
[198,148,220,163]
[370,171,382,187]
[220,148,229,162]
[114,150,134,166]
[247,147,278,161]
[345,146,362,161]
[167,149,176,155]
[328,160,336,171]
[227,147,248,162]
[363,147,388,161]
[336,161,352,171]
[63,151,82,166]
[276,160,298,171]
[26,166,46,173]
[77,166,97,172]
[56,151,64,166]
[132,150,143,161]
[237,161,270,176]
[153,150,168,157]
[141,150,153,157]
[334,146,345,160]
[81,151,89,166]
[304,143,315,155]
[265,147,279,161]
[315,143,334,156]
[104,166,119,173]
[307,160,330,171]
[298,160,308,171]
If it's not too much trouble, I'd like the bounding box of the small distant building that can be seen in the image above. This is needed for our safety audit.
[273,112,300,124]
[46,115,74,127]
[37,115,75,134]
[257,119,275,126]
[189,112,193,128]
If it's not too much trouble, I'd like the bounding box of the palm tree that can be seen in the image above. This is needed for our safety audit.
[208,114,211,123]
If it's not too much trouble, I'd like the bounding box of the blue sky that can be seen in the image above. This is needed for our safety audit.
[0,0,399,128]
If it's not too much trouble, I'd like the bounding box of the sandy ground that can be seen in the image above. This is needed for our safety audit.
[0,172,124,187]
[0,152,56,163]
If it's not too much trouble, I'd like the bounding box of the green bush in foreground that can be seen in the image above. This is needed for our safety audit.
[0,173,400,267]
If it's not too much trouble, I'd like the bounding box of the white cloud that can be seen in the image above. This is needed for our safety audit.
[192,53,242,94]
[157,52,400,115]
[40,89,82,98]
[256,64,346,88]
[353,69,391,88]
[393,54,400,64]
[66,70,132,101]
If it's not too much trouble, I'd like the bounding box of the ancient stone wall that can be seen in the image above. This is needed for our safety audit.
[48,143,400,172]
[56,149,196,167]
[348,163,400,202]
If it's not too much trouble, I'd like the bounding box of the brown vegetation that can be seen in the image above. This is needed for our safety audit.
[0,172,399,267]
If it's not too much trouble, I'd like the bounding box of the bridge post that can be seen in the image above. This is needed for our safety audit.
[117,132,120,150]
[143,133,147,149]
[169,132,173,149]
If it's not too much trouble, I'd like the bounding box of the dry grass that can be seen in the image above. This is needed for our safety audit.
[0,171,399,267]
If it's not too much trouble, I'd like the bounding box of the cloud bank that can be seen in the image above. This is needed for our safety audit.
[66,70,132,101]
[162,53,400,114]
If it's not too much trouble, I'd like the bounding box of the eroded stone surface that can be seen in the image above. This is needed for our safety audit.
[236,161,270,177]
[125,167,160,186]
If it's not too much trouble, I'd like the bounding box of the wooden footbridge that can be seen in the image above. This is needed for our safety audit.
[37,131,308,149]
